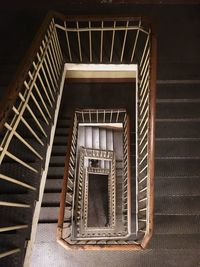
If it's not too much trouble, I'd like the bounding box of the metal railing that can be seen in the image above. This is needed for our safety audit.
[58,109,140,248]
[0,13,64,262]
[74,147,116,239]
[0,11,156,260]
[54,13,156,249]
[54,14,150,64]
[136,25,156,248]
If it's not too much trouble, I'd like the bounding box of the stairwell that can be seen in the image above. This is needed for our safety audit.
[30,82,200,267]
[0,5,199,267]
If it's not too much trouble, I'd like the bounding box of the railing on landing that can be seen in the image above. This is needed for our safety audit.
[57,109,133,248]
[0,11,156,263]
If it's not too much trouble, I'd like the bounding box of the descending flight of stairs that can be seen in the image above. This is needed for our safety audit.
[0,62,199,267]
[31,81,200,267]
[0,5,199,267]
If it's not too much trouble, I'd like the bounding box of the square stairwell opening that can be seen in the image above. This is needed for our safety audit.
[87,172,109,228]
[57,63,140,247]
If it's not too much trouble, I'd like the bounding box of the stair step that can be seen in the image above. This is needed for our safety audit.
[34,223,57,243]
[157,98,200,104]
[0,193,34,206]
[53,136,68,145]
[51,146,67,156]
[155,139,200,158]
[56,120,70,128]
[106,130,113,151]
[39,206,71,223]
[0,162,41,188]
[0,232,26,259]
[42,193,61,206]
[49,156,66,166]
[149,234,200,249]
[157,102,200,119]
[55,127,70,136]
[156,121,200,138]
[154,196,200,215]
[0,205,34,225]
[155,177,200,197]
[113,131,123,160]
[154,215,200,234]
[31,245,200,267]
[99,128,107,150]
[85,127,92,148]
[157,83,200,100]
[77,126,85,147]
[47,167,64,179]
[92,127,100,149]
[45,179,62,192]
[155,158,200,177]
[39,207,59,223]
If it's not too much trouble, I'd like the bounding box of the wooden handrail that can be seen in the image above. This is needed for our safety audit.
[141,23,157,249]
[51,10,152,24]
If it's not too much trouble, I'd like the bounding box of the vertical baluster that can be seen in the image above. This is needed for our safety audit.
[116,110,120,122]
[110,21,116,63]
[110,110,113,123]
[52,20,63,65]
[139,32,150,68]
[131,20,141,62]
[89,21,92,62]
[37,53,55,102]
[89,110,91,123]
[42,40,58,87]
[76,21,82,62]
[82,111,84,123]
[64,21,72,62]
[33,62,53,107]
[27,78,51,119]
[39,47,57,93]
[120,21,129,62]
[50,24,62,71]
[46,30,60,79]
[100,21,104,63]
[44,35,59,81]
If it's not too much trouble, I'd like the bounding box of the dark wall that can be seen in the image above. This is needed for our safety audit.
[0,2,199,92]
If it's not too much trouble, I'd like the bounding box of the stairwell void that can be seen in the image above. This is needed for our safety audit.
[0,11,156,266]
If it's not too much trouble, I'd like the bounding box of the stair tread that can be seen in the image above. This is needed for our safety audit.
[51,145,67,155]
[149,234,200,249]
[42,193,61,206]
[155,139,200,158]
[45,179,62,192]
[155,177,200,197]
[157,102,200,119]
[157,83,200,99]
[154,215,200,234]
[156,121,200,138]
[155,158,200,177]
[154,196,200,215]
[49,156,66,166]
[53,136,68,145]
[34,223,57,243]
[39,207,59,222]
[47,166,65,178]
[55,127,70,136]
